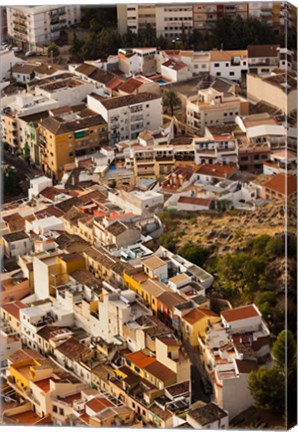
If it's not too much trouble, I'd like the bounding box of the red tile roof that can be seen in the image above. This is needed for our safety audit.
[196,163,237,178]
[178,196,211,207]
[144,360,176,382]
[34,378,51,393]
[125,351,156,369]
[60,392,81,405]
[1,300,26,320]
[183,308,218,325]
[119,77,143,94]
[86,397,114,413]
[162,59,188,71]
[221,304,260,323]
[158,337,180,346]
[263,173,297,197]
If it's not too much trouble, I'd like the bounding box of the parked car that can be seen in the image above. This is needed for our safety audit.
[12,46,22,53]
[25,51,36,57]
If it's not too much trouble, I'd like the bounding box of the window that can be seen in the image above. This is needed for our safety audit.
[53,405,58,413]
[59,408,64,415]
[68,152,73,157]
[216,72,221,76]
[229,72,235,76]
[214,63,220,67]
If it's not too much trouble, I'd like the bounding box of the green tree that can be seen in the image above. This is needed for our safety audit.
[181,23,187,49]
[160,232,177,253]
[70,32,84,60]
[163,91,181,116]
[47,42,60,58]
[178,242,209,267]
[256,291,277,319]
[248,366,285,412]
[272,330,296,370]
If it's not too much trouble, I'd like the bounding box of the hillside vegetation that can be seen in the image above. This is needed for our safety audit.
[158,202,297,335]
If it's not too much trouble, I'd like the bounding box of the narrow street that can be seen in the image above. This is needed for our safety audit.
[3,151,42,180]
[183,342,212,404]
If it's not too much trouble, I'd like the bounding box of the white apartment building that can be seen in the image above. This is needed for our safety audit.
[7,5,81,50]
[187,88,249,135]
[118,48,157,77]
[108,190,164,216]
[0,49,24,81]
[28,176,53,200]
[33,74,96,107]
[155,4,193,39]
[194,136,238,165]
[98,286,152,344]
[117,4,193,39]
[209,50,248,81]
[87,92,162,145]
[20,300,74,350]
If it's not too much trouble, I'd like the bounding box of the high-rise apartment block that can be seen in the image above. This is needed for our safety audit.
[117,2,297,38]
[6,5,81,50]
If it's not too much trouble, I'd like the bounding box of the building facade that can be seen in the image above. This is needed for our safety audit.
[7,6,81,50]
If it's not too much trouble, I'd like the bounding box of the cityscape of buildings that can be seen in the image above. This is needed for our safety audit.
[0,2,297,430]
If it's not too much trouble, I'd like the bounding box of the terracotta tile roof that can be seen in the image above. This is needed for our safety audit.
[106,220,129,236]
[196,163,237,178]
[34,378,51,393]
[118,77,143,94]
[221,304,260,323]
[39,113,106,135]
[125,351,156,369]
[8,348,44,363]
[1,300,26,320]
[140,279,167,297]
[75,63,97,76]
[142,255,166,270]
[12,64,35,74]
[263,173,297,197]
[144,360,176,382]
[107,77,125,90]
[37,326,70,341]
[178,196,211,207]
[235,359,258,374]
[61,252,83,263]
[210,50,247,61]
[162,59,188,71]
[2,212,25,232]
[60,392,81,405]
[158,337,180,346]
[150,403,173,421]
[157,291,185,309]
[35,205,64,218]
[86,397,114,413]
[92,92,160,110]
[183,308,218,325]
[8,410,42,425]
[80,413,91,424]
[247,44,279,58]
[39,187,70,201]
[168,273,190,285]
[3,231,29,242]
[50,106,71,116]
[56,337,88,359]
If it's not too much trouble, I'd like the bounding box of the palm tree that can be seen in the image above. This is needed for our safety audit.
[163,91,182,116]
